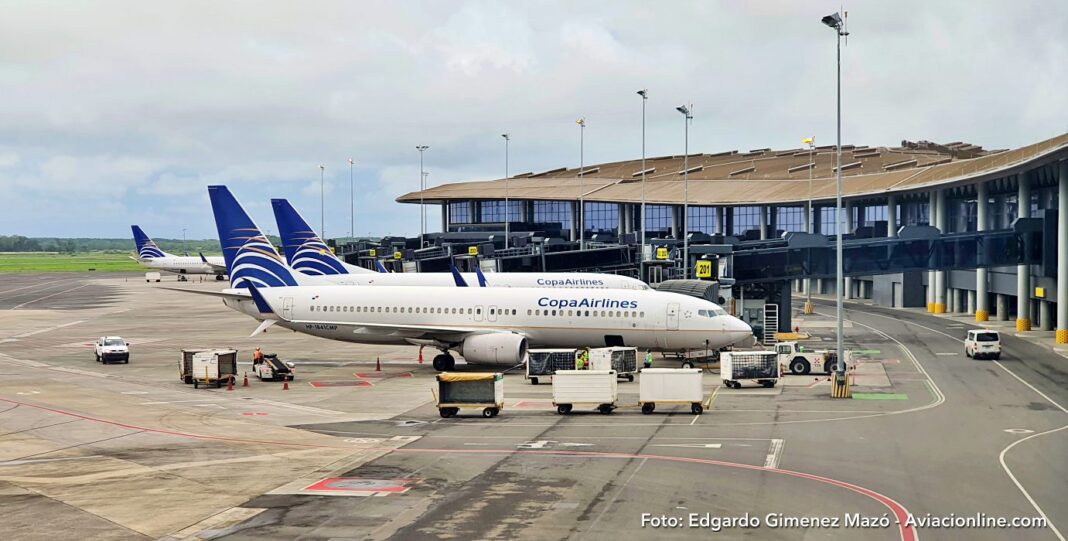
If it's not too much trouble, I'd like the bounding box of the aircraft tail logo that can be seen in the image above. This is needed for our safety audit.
[131,225,168,259]
[208,186,299,289]
[271,199,349,276]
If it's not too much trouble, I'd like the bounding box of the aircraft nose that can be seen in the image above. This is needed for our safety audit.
[725,316,753,344]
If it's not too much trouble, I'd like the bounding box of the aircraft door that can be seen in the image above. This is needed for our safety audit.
[282,297,293,320]
[488,305,498,322]
[667,303,679,330]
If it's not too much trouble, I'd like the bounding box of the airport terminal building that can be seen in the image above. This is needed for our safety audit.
[397,133,1068,342]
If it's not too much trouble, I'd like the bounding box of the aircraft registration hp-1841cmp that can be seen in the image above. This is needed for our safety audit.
[188,185,751,371]
[131,225,227,279]
[270,197,650,290]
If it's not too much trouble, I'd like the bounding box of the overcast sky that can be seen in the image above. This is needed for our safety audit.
[1,1,1065,239]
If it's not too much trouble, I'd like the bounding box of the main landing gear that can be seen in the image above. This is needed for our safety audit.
[432,353,456,372]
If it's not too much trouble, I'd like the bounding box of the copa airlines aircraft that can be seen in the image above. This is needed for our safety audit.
[190,185,751,370]
[131,225,227,278]
[270,197,649,290]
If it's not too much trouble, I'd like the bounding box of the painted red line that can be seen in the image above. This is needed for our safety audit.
[0,397,351,450]
[0,397,916,541]
[392,448,916,541]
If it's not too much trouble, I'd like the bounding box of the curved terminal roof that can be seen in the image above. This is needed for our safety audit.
[398,133,1068,206]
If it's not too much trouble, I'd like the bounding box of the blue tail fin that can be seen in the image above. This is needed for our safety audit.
[131,225,170,259]
[474,266,488,287]
[271,199,351,276]
[208,186,300,289]
[375,260,388,273]
[450,264,469,287]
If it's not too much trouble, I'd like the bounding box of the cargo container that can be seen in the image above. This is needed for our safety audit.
[180,348,238,387]
[526,348,581,385]
[589,347,638,381]
[720,350,778,389]
[638,368,705,414]
[552,370,618,414]
[436,372,504,418]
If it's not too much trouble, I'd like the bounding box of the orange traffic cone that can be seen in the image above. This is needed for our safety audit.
[418,346,424,364]
[242,372,249,387]
[282,380,289,390]
[375,357,382,372]
[226,376,234,391]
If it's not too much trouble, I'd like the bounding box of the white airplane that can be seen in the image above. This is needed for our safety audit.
[270,197,650,290]
[183,185,751,371]
[131,225,227,279]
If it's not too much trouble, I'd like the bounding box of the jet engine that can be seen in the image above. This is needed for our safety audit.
[458,333,528,366]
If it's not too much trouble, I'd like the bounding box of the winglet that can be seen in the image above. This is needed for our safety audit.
[199,252,209,264]
[375,260,388,273]
[243,280,275,315]
[474,266,488,287]
[449,265,469,287]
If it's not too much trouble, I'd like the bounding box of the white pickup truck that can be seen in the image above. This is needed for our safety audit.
[95,336,129,364]
[775,341,847,375]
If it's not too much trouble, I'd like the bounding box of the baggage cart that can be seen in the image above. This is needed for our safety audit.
[180,348,238,388]
[589,347,638,382]
[552,370,618,415]
[435,372,504,418]
[145,272,161,283]
[721,351,778,389]
[638,368,705,414]
[526,348,581,385]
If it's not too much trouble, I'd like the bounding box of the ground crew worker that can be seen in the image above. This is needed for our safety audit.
[576,349,588,370]
[253,347,264,366]
[644,352,654,369]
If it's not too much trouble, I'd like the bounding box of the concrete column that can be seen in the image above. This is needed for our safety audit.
[1016,174,1032,330]
[1058,160,1068,343]
[617,204,627,236]
[934,189,947,313]
[927,191,936,312]
[996,294,1009,321]
[1040,300,1053,331]
[967,290,976,314]
[845,201,854,299]
[441,203,449,231]
[725,207,734,236]
[976,182,990,321]
[948,289,957,313]
[717,207,726,235]
[759,206,768,240]
[670,206,679,238]
[887,195,898,238]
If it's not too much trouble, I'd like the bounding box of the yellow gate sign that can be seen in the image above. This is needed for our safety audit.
[393,251,402,260]
[696,260,712,278]
[368,249,377,257]
[655,247,668,260]
[468,246,479,256]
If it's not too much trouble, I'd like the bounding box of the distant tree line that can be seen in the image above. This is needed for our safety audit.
[0,235,226,254]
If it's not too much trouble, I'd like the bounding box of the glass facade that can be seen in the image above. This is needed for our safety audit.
[480,200,522,223]
[449,202,471,224]
[819,206,840,235]
[734,206,760,235]
[903,201,929,227]
[645,205,673,234]
[775,206,804,233]
[583,202,618,233]
[532,201,572,235]
[687,206,718,234]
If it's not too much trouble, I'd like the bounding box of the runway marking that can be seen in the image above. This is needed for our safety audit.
[820,302,1067,540]
[393,447,916,541]
[0,455,106,467]
[651,443,722,449]
[0,279,69,296]
[934,352,958,356]
[10,283,91,310]
[1003,428,1034,434]
[6,320,85,340]
[764,439,785,469]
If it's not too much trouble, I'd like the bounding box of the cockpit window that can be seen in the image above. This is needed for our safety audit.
[698,307,728,318]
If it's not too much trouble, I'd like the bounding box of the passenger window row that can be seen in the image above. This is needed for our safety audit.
[525,309,645,319]
[309,305,519,316]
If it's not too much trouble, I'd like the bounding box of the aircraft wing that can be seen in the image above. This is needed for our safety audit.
[160,287,250,300]
[199,252,228,273]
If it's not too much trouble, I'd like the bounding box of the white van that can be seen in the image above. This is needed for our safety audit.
[964,330,1001,360]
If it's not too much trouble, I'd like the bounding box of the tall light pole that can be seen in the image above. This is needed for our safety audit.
[319,164,325,240]
[822,11,848,376]
[416,145,429,247]
[676,104,692,279]
[182,228,186,244]
[502,133,510,250]
[348,158,355,239]
[637,89,648,258]
[577,118,586,250]
[803,136,815,314]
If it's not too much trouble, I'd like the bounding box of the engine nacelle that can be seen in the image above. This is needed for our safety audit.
[458,333,528,366]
